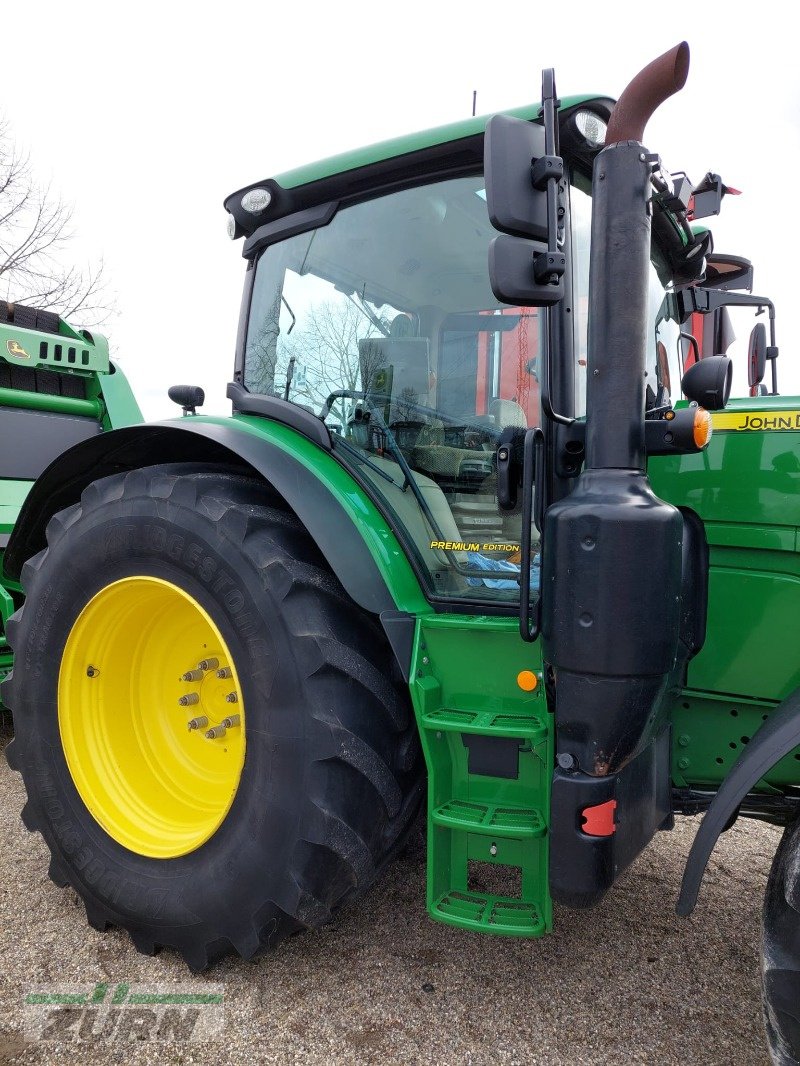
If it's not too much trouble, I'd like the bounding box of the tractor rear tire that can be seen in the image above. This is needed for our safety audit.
[763,816,800,1065]
[3,465,424,970]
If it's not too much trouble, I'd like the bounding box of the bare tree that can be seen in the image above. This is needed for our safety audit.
[246,295,393,427]
[0,118,111,325]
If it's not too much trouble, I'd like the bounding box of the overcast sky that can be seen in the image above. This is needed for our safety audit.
[2,1,798,416]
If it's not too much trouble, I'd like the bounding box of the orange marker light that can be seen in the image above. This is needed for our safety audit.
[693,408,713,448]
[517,670,538,692]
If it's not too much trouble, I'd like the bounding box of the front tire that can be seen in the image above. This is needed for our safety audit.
[763,816,800,1065]
[3,465,423,969]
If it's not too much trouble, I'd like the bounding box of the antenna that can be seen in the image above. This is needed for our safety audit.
[472,90,477,117]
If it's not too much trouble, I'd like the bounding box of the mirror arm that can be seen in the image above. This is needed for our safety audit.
[680,331,700,367]
[677,289,780,393]
[537,70,566,284]
[541,307,573,426]
[768,303,777,349]
[706,290,775,317]
[766,304,780,394]
[519,427,545,643]
[538,79,572,428]
[527,71,567,291]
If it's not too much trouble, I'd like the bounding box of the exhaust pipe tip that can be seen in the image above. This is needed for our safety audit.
[606,41,690,145]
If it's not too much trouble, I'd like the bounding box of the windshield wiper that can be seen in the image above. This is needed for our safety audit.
[280,295,296,334]
[345,288,390,337]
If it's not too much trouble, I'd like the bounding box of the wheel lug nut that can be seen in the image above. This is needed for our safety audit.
[216,667,233,679]
[198,657,219,671]
[181,669,203,682]
[222,714,241,729]
[178,692,200,706]
[205,724,227,739]
[225,692,238,704]
[187,715,209,731]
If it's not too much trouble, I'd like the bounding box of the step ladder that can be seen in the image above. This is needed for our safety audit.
[410,616,553,938]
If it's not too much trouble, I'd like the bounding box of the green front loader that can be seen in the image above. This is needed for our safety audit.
[0,303,141,696]
[2,42,800,1063]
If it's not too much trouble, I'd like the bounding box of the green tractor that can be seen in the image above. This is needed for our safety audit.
[2,41,800,1061]
[0,303,141,695]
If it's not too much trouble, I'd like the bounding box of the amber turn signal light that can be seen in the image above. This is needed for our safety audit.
[693,408,713,448]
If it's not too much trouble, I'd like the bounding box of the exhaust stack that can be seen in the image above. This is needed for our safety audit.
[585,42,690,471]
[543,45,693,907]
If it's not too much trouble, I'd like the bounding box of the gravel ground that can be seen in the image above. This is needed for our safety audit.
[0,714,779,1066]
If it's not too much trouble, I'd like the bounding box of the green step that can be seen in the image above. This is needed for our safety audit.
[410,618,554,941]
[432,890,546,936]
[432,799,546,838]
[422,706,547,740]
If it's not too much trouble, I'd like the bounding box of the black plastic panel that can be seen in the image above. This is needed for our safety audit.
[0,406,101,480]
[242,201,339,259]
[462,734,522,779]
[550,727,672,908]
[0,364,87,399]
[227,382,332,450]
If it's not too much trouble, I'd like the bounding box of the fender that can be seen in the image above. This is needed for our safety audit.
[677,686,800,915]
[4,419,408,622]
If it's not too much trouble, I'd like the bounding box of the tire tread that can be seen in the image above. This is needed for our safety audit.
[4,463,423,970]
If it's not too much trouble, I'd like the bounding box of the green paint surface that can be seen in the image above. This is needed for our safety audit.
[0,480,32,539]
[651,394,800,786]
[272,95,601,190]
[409,614,552,936]
[191,414,431,616]
[98,362,143,428]
[0,319,109,373]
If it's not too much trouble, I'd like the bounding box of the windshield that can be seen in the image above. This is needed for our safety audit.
[571,184,681,415]
[244,174,544,603]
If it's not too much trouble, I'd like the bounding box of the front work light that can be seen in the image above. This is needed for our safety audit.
[241,187,272,214]
[574,110,607,147]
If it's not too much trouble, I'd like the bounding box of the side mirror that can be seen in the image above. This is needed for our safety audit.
[747,322,767,391]
[484,114,549,242]
[168,384,205,416]
[484,72,565,307]
[681,355,732,410]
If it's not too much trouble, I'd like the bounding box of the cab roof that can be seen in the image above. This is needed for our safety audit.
[224,94,612,238]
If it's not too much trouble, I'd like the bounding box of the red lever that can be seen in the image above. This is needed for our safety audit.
[581,799,617,837]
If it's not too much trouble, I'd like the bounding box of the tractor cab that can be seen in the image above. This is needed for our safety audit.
[225,95,716,610]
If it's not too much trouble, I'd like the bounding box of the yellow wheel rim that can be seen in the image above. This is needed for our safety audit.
[59,576,246,858]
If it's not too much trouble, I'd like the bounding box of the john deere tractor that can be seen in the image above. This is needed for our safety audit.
[3,42,800,1062]
[0,304,141,696]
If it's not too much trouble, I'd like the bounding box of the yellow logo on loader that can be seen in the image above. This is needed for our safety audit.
[6,339,30,359]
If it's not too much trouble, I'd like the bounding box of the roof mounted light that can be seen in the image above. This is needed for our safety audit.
[226,212,237,240]
[574,110,607,147]
[241,187,272,215]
